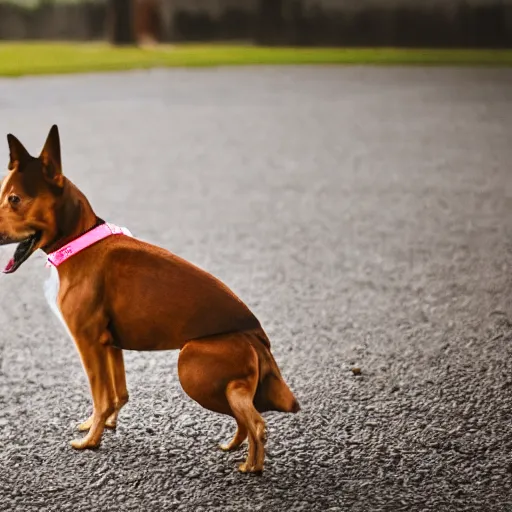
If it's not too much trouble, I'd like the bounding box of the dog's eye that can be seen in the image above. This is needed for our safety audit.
[8,195,21,206]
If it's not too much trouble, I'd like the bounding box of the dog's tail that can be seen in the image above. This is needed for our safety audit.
[255,371,301,413]
[251,332,301,414]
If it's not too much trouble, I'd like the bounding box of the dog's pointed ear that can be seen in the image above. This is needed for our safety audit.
[7,133,31,171]
[39,124,64,187]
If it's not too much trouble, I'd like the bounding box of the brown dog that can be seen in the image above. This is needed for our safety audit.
[0,125,300,474]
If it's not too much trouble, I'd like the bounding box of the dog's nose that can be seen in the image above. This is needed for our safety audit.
[291,399,301,413]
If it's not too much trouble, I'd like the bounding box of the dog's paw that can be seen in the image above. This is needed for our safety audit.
[77,416,93,432]
[77,414,117,432]
[238,462,251,473]
[220,442,242,452]
[105,413,118,429]
[238,463,263,475]
[70,437,101,450]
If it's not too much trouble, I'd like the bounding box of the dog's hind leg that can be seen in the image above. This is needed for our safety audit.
[220,419,247,451]
[77,346,128,431]
[225,381,266,473]
[178,335,267,474]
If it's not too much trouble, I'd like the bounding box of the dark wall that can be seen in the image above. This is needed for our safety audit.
[268,3,512,48]
[0,2,105,40]
[0,1,511,48]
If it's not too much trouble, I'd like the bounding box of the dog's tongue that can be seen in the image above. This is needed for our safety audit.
[3,258,14,273]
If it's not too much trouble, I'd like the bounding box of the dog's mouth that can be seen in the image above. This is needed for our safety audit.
[1,231,42,274]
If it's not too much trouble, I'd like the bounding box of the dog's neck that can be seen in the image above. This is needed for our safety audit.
[41,178,100,255]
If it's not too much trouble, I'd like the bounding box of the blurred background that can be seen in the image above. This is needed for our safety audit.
[0,0,511,48]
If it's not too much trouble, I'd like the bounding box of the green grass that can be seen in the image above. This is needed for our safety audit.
[0,43,511,77]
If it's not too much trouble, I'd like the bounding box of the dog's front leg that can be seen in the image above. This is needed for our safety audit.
[78,346,129,431]
[105,346,129,428]
[71,338,116,450]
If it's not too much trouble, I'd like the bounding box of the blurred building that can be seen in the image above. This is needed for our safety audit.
[0,0,511,47]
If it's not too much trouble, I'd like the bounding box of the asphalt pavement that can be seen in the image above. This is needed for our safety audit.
[0,66,511,511]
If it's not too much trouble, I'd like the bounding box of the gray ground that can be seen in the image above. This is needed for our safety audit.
[0,66,511,512]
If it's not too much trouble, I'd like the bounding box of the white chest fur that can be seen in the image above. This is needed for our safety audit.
[44,265,73,338]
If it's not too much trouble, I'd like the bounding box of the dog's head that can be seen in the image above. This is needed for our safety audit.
[0,125,65,274]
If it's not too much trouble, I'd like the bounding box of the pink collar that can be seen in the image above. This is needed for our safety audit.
[46,222,133,268]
